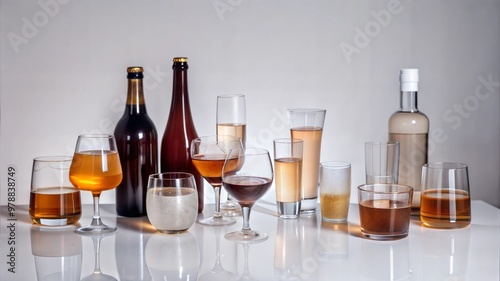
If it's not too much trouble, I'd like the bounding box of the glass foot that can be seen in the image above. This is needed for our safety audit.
[220,206,242,217]
[76,223,116,235]
[198,216,236,226]
[224,230,268,243]
[75,217,116,235]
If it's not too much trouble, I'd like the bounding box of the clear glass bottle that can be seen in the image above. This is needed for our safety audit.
[160,57,204,213]
[114,66,158,217]
[389,69,429,214]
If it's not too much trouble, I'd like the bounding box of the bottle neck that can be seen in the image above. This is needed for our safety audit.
[169,66,193,118]
[399,91,419,112]
[125,78,146,115]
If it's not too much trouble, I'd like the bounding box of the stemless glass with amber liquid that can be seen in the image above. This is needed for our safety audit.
[275,158,302,204]
[420,162,471,229]
[69,134,123,234]
[287,109,326,214]
[274,138,303,219]
[29,156,81,226]
[291,127,322,212]
[358,184,413,240]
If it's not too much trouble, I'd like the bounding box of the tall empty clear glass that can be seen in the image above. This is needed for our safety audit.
[287,109,326,214]
[364,142,400,184]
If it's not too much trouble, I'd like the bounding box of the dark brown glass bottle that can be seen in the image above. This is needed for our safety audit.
[161,57,204,213]
[114,66,158,217]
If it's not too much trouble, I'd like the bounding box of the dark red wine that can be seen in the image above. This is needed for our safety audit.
[223,176,272,207]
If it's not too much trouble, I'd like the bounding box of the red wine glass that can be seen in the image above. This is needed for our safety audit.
[222,148,273,243]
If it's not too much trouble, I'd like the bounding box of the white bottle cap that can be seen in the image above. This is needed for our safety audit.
[400,68,419,92]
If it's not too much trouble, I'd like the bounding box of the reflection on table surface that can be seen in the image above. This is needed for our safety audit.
[0,201,499,280]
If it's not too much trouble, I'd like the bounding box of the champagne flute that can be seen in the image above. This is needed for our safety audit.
[217,94,246,214]
[191,135,243,226]
[223,148,273,243]
[69,134,122,234]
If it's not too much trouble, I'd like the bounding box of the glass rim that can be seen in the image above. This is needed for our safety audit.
[286,108,326,113]
[357,183,413,194]
[424,162,468,170]
[320,161,351,169]
[78,134,115,139]
[193,135,241,142]
[242,147,269,155]
[33,156,72,162]
[364,141,399,147]
[148,172,195,180]
[217,94,245,98]
[273,138,303,144]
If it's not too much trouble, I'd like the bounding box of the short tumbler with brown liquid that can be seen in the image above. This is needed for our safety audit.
[420,162,471,229]
[29,156,81,226]
[358,184,413,240]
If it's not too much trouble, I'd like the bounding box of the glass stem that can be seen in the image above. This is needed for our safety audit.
[242,243,251,276]
[213,186,222,218]
[91,236,102,274]
[213,228,223,269]
[241,206,252,233]
[91,194,103,226]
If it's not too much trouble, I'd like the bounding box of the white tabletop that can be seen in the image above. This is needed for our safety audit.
[0,200,499,280]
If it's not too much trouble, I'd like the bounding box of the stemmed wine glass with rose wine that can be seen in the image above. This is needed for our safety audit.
[222,148,273,243]
[191,135,243,226]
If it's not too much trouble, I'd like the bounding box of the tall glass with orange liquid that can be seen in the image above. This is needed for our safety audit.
[287,109,326,214]
[69,134,122,234]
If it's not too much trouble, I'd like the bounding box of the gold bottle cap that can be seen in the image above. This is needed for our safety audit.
[127,66,143,73]
[173,57,188,62]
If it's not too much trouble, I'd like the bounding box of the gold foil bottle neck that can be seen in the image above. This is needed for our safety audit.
[127,66,143,73]
[173,57,188,63]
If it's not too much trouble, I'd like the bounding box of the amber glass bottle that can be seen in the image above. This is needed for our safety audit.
[161,57,204,213]
[114,66,158,217]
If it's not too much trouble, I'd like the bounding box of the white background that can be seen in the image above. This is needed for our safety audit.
[1,0,499,208]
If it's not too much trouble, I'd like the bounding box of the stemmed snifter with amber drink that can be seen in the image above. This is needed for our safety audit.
[69,134,123,234]
[191,135,243,226]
